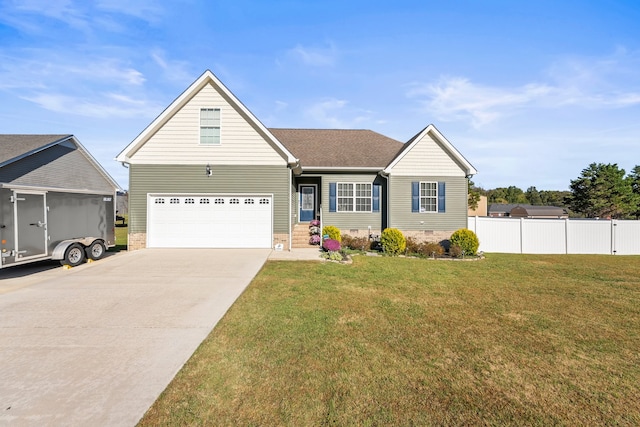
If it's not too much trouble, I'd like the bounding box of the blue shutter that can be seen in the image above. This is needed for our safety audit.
[329,182,336,212]
[372,184,380,212]
[438,181,446,213]
[411,182,419,213]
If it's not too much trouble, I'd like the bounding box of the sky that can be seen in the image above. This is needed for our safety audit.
[1,0,639,191]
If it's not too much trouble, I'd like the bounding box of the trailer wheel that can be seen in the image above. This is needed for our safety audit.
[86,240,106,261]
[61,243,85,267]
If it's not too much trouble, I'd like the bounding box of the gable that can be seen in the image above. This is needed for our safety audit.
[384,125,477,177]
[117,70,296,167]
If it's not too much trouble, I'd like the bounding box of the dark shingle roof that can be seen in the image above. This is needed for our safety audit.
[269,128,404,168]
[0,135,71,166]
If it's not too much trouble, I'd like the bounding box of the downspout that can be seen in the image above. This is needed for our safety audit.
[378,170,390,230]
[288,160,301,251]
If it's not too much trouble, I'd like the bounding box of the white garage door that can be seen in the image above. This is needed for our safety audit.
[147,194,273,248]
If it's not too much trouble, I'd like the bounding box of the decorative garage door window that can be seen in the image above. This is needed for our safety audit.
[214,198,224,204]
[155,198,165,204]
[185,198,195,204]
[170,198,180,204]
[200,198,210,204]
[260,198,270,204]
[230,198,239,204]
[244,198,255,204]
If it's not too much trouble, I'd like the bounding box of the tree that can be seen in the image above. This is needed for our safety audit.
[566,163,633,219]
[468,179,481,210]
[525,186,542,205]
[628,165,640,219]
[487,186,526,204]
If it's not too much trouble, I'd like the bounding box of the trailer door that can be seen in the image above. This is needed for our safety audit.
[14,192,48,260]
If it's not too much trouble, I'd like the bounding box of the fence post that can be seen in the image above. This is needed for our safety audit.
[520,217,524,254]
[611,219,616,255]
[565,218,569,254]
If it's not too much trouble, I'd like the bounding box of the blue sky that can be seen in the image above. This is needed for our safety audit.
[1,0,639,191]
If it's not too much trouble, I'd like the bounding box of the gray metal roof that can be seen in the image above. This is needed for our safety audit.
[0,134,72,166]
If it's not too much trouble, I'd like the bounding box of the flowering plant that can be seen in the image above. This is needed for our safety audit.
[309,234,321,245]
[309,226,320,235]
[309,219,320,227]
[322,238,341,252]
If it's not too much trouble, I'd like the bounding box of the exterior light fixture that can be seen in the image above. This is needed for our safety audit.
[205,164,212,177]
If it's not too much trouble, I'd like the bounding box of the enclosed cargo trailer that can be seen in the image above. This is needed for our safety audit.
[0,186,116,268]
[0,134,120,268]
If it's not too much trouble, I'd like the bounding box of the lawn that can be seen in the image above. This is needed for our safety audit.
[139,254,640,426]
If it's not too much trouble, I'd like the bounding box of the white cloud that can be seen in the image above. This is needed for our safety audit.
[287,43,337,67]
[408,49,640,128]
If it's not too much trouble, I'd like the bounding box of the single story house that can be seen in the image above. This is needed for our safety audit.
[488,204,568,218]
[116,70,477,250]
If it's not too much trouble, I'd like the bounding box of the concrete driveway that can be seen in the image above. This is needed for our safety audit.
[0,248,271,426]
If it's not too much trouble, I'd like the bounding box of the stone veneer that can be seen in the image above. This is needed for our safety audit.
[341,229,454,243]
[127,232,290,251]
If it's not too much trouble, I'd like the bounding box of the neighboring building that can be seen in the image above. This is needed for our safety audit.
[116,70,477,250]
[468,195,488,216]
[488,203,568,218]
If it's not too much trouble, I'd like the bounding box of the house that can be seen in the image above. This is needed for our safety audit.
[0,135,120,267]
[116,70,477,250]
[488,204,568,218]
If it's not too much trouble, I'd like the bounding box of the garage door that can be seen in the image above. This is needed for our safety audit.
[147,194,273,248]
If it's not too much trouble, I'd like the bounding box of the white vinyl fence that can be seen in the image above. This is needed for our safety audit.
[468,217,640,255]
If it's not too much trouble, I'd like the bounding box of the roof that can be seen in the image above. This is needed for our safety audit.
[116,69,297,165]
[489,204,568,217]
[0,134,71,166]
[269,128,404,169]
[0,134,120,191]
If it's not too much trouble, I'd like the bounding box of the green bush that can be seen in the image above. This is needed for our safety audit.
[449,228,479,256]
[380,228,406,256]
[322,225,341,242]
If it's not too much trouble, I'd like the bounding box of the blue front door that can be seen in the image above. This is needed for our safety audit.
[299,185,316,222]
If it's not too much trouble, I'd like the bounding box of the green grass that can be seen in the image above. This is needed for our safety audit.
[138,254,640,426]
[112,214,128,251]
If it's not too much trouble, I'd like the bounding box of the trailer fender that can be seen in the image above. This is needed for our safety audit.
[51,238,100,260]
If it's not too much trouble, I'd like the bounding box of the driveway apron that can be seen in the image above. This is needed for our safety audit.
[0,248,270,426]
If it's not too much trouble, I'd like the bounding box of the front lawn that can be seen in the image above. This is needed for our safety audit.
[139,254,640,426]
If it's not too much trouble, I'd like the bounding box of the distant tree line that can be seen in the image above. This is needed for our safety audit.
[468,163,640,219]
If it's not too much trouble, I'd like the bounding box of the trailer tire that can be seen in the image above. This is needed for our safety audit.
[86,240,106,261]
[61,243,85,267]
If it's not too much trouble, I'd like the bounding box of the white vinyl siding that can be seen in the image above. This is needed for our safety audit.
[131,83,286,166]
[337,183,371,212]
[389,133,466,177]
[200,108,220,144]
[420,182,437,212]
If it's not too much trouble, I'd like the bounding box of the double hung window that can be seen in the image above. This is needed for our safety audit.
[200,108,220,144]
[337,183,372,212]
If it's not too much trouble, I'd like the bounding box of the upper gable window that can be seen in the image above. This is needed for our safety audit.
[200,108,221,145]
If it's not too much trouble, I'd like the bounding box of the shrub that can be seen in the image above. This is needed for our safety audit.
[405,236,422,255]
[341,235,370,251]
[449,228,480,256]
[422,242,445,257]
[322,225,341,242]
[449,244,463,258]
[322,238,341,252]
[380,228,406,256]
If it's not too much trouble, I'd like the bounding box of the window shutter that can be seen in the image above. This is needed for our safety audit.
[372,184,380,212]
[411,182,419,212]
[329,182,336,212]
[438,181,446,213]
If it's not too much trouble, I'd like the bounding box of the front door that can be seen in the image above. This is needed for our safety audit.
[14,192,48,260]
[299,185,316,222]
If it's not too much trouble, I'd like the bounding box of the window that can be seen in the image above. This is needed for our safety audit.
[154,198,165,204]
[214,198,224,204]
[420,182,437,212]
[200,108,220,144]
[259,198,270,205]
[337,183,372,212]
[244,198,255,204]
[170,198,180,204]
[185,198,195,204]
